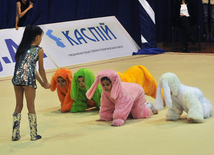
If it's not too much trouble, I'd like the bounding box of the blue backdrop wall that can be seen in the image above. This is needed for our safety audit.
[0,0,203,46]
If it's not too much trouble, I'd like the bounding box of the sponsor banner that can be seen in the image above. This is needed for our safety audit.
[40,16,139,67]
[0,16,139,78]
[0,28,56,78]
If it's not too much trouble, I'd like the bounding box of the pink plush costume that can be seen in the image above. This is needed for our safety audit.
[86,70,151,126]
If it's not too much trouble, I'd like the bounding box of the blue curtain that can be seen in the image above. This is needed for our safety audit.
[154,0,203,42]
[0,0,203,44]
[132,0,167,55]
[0,0,16,29]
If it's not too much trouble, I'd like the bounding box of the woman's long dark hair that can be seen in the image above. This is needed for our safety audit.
[15,25,43,61]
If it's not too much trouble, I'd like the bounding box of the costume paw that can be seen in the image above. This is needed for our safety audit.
[70,107,79,113]
[96,119,107,121]
[71,105,86,113]
[98,117,113,121]
[111,119,124,126]
[187,118,196,123]
[187,117,204,123]
[166,118,177,121]
[61,109,70,113]
[146,101,158,114]
[87,99,96,107]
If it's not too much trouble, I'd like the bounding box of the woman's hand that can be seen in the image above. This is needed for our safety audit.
[43,82,51,89]
[28,2,33,9]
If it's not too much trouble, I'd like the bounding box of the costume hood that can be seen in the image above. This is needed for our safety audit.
[86,70,122,100]
[50,68,72,91]
[155,72,181,110]
[71,68,97,100]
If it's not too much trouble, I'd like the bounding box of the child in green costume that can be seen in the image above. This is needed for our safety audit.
[70,68,102,112]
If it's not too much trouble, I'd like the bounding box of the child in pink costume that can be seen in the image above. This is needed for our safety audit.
[86,70,151,126]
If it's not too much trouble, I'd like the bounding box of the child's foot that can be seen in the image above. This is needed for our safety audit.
[187,118,199,123]
[146,101,158,114]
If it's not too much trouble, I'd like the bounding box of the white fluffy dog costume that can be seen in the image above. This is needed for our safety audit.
[155,72,213,123]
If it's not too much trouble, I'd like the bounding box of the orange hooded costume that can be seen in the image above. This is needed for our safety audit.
[50,68,74,112]
[117,65,164,100]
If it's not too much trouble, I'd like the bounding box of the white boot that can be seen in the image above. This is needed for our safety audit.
[28,113,42,141]
[12,113,21,141]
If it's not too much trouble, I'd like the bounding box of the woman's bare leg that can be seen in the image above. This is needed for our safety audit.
[14,86,24,113]
[23,86,41,140]
[12,85,24,141]
[23,86,36,114]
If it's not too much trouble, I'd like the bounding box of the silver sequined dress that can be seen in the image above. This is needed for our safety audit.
[12,46,41,89]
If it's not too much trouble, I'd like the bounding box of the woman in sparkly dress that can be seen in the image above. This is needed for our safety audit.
[11,25,50,141]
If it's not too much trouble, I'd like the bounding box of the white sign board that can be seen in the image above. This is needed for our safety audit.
[0,16,139,78]
[40,16,139,67]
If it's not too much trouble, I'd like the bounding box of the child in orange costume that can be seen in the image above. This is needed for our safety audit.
[50,68,74,112]
[117,65,164,100]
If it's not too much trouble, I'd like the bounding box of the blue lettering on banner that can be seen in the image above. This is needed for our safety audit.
[88,27,101,41]
[0,61,2,72]
[0,39,18,72]
[2,57,11,63]
[99,23,117,40]
[62,31,79,46]
[80,28,96,42]
[46,30,66,48]
[62,23,117,46]
[95,26,106,41]
[5,39,18,63]
[74,29,87,44]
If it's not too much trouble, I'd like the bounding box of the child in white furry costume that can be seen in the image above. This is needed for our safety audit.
[155,72,213,123]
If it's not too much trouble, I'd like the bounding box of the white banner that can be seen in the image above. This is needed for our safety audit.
[0,16,139,78]
[40,16,139,67]
[0,28,56,78]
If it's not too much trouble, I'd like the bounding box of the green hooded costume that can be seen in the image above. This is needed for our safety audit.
[70,68,102,112]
